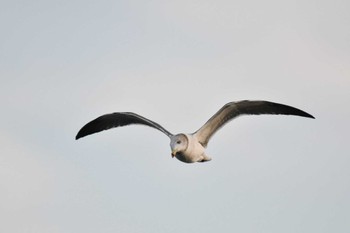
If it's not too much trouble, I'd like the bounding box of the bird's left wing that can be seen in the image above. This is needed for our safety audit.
[76,112,173,140]
[193,100,314,147]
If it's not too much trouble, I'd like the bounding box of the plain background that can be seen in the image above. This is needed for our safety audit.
[1,0,349,232]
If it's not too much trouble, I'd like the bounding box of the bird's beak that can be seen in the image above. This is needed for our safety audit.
[171,150,177,158]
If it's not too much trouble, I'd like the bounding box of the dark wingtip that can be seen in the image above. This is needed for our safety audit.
[75,132,82,140]
[300,111,315,119]
[75,116,104,140]
[75,129,87,140]
[269,101,315,119]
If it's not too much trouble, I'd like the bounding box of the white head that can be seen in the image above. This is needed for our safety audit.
[170,134,189,158]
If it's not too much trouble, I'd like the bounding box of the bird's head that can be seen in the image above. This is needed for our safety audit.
[170,134,189,158]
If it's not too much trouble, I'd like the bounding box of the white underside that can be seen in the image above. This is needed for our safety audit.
[174,134,211,163]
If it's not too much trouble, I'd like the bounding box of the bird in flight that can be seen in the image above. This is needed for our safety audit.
[76,100,314,163]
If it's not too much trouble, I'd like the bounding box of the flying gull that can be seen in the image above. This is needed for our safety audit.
[76,100,314,163]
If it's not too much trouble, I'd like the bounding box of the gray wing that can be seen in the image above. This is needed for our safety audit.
[193,100,315,147]
[76,112,173,140]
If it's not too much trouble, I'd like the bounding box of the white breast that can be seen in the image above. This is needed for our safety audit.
[175,134,206,163]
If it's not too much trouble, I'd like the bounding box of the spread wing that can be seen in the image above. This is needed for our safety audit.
[76,112,173,140]
[193,100,314,147]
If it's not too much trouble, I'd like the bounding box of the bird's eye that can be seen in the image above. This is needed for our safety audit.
[176,140,181,144]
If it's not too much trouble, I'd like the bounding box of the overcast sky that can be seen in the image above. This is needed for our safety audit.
[1,0,349,232]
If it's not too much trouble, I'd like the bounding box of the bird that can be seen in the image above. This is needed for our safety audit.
[76,100,314,163]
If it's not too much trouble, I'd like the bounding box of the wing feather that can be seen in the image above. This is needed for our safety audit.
[76,112,173,140]
[193,100,314,147]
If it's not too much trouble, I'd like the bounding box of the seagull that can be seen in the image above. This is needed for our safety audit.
[76,100,314,163]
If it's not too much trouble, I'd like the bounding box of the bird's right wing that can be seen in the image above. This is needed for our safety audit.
[193,100,314,147]
[76,112,173,140]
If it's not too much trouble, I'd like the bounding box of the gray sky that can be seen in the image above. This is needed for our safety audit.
[1,0,349,232]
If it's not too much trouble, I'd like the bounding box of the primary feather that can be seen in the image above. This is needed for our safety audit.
[75,112,173,140]
[193,100,314,147]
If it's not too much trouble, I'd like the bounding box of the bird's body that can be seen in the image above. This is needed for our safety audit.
[170,134,210,163]
[76,100,314,163]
